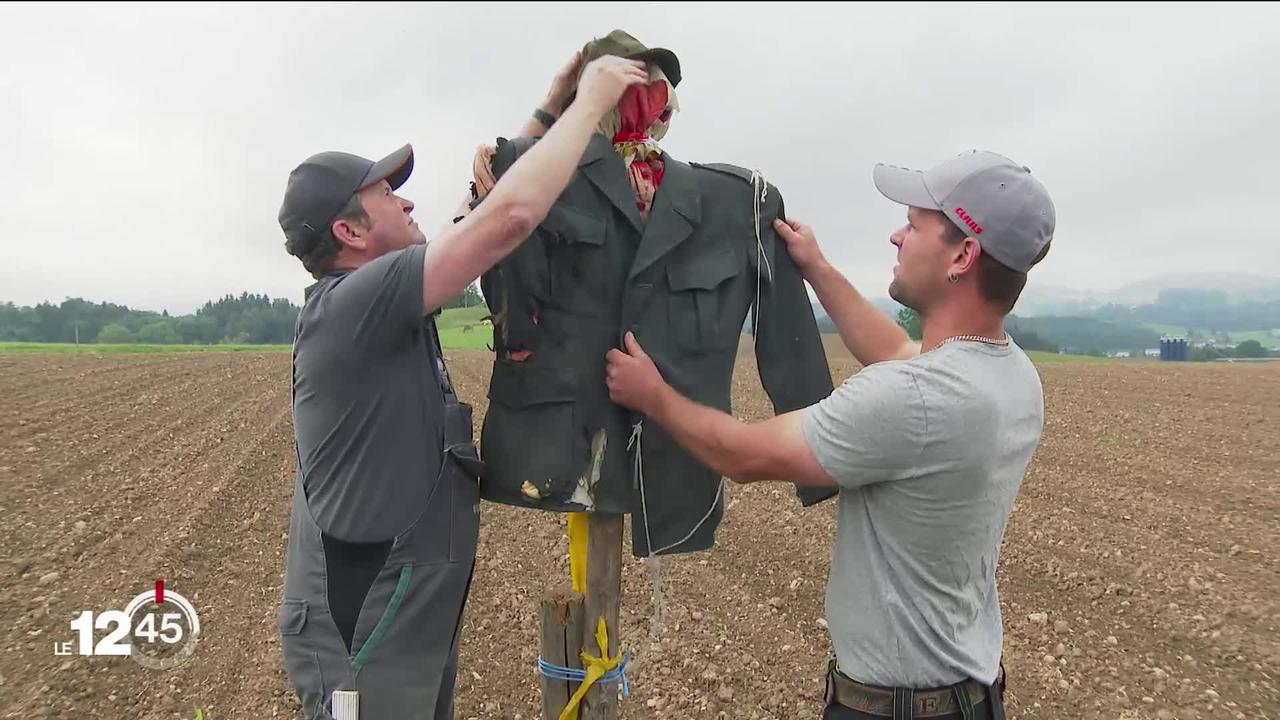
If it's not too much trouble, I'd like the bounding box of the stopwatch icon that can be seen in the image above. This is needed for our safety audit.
[123,580,201,670]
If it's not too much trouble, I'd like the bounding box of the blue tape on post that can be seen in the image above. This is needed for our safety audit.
[537,652,633,697]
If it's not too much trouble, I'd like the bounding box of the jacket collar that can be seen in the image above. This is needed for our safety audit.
[628,155,701,280]
[579,133,645,234]
[578,134,703,278]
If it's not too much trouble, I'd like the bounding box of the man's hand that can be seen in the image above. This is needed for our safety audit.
[540,50,583,118]
[605,332,668,416]
[573,56,648,118]
[472,144,497,200]
[773,217,829,277]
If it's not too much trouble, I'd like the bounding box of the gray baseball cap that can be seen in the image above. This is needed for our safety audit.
[279,144,414,259]
[873,150,1055,273]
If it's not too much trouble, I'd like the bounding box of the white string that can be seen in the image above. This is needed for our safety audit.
[749,169,774,336]
[631,420,727,640]
[632,419,727,557]
[648,479,724,556]
[629,421,653,558]
[644,555,665,641]
[629,421,664,640]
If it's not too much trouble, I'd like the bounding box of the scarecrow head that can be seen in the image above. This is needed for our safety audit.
[576,29,682,142]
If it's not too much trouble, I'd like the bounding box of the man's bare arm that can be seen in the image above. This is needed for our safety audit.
[651,389,835,487]
[772,218,918,365]
[808,260,920,364]
[605,333,835,487]
[420,57,645,314]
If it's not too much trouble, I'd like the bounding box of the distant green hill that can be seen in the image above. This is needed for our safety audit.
[1007,316,1160,354]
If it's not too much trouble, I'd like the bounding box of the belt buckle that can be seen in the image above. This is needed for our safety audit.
[915,689,944,716]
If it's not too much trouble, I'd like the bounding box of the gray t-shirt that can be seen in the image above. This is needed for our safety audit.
[801,339,1044,687]
[292,243,445,543]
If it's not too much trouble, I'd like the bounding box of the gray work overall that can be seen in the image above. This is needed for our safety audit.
[279,317,482,720]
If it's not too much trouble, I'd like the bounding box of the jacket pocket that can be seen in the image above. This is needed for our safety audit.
[541,205,606,301]
[278,599,328,719]
[278,599,308,636]
[666,248,740,354]
[541,204,605,245]
[482,363,581,505]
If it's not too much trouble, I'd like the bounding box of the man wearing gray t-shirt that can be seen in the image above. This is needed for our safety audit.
[606,150,1055,719]
[274,57,648,719]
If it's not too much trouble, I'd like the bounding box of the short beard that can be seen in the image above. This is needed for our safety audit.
[888,278,921,313]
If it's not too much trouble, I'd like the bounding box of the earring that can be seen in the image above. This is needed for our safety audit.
[948,272,959,283]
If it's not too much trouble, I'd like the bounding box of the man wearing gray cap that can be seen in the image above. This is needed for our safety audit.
[606,150,1054,719]
[275,55,646,720]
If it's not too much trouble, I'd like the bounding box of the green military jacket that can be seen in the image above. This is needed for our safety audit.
[478,133,835,556]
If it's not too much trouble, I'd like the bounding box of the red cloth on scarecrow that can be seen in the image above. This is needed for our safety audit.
[612,82,671,217]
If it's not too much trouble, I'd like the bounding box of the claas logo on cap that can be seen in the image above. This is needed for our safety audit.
[955,207,984,235]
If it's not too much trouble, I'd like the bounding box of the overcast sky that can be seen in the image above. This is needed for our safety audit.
[1,2,1276,314]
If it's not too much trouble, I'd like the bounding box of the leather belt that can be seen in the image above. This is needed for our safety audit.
[826,666,988,719]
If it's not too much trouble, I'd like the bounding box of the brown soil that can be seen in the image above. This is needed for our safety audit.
[0,349,1275,719]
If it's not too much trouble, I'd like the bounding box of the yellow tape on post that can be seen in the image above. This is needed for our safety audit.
[568,512,588,593]
[558,617,621,720]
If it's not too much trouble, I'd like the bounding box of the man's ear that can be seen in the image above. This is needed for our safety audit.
[330,217,365,251]
[955,237,982,275]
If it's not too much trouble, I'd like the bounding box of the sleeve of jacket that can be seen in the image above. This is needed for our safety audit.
[753,192,839,506]
[475,136,548,357]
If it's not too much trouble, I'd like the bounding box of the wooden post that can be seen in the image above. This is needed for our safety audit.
[540,586,585,720]
[581,513,624,720]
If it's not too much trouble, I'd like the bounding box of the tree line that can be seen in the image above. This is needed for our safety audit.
[0,285,485,345]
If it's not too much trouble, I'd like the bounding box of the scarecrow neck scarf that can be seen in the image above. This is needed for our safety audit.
[597,68,679,220]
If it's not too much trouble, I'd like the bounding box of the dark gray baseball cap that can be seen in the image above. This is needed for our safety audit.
[279,144,414,258]
[873,150,1055,273]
